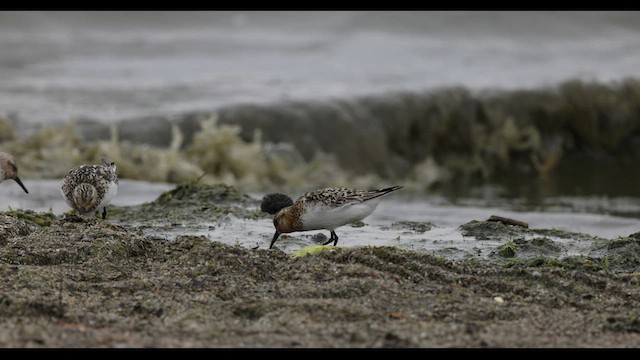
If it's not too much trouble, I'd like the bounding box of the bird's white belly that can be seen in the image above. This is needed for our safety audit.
[301,200,381,231]
[100,181,118,208]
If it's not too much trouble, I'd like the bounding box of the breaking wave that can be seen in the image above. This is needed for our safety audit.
[5,78,640,198]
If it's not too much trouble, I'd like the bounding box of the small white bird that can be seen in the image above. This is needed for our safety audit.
[0,152,28,194]
[60,159,118,219]
[270,185,403,249]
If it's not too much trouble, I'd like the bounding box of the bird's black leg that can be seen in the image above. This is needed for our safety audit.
[102,207,107,220]
[270,231,281,249]
[322,231,339,246]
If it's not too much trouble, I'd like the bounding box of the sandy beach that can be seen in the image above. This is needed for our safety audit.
[0,183,639,348]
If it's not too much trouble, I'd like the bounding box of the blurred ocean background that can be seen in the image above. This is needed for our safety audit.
[3,11,640,125]
[3,10,640,238]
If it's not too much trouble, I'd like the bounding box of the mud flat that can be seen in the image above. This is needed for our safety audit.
[1,183,640,347]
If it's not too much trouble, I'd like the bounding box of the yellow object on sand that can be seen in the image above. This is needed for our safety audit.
[291,245,334,258]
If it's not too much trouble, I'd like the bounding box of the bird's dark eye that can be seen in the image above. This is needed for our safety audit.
[110,162,115,166]
[10,164,17,172]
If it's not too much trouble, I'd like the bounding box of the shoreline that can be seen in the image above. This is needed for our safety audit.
[0,183,639,347]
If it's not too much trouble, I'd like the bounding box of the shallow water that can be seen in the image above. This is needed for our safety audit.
[196,202,637,253]
[0,179,174,214]
[6,181,640,239]
[4,180,640,263]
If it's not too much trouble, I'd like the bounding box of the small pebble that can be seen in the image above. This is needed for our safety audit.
[311,233,328,243]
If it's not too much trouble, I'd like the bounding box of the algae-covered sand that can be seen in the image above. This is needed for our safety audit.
[1,184,640,347]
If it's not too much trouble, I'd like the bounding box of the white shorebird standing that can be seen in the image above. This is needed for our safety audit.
[270,185,403,249]
[60,159,118,219]
[0,152,28,194]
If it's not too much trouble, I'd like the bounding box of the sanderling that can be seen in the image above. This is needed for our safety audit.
[60,159,118,219]
[270,185,403,249]
[0,152,28,194]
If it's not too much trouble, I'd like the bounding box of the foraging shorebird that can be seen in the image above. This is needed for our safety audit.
[0,152,28,194]
[270,185,403,249]
[60,159,118,219]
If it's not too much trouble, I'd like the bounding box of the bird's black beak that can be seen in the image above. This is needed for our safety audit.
[13,177,28,194]
[269,231,281,249]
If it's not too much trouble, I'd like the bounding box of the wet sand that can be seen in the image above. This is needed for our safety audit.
[1,183,640,348]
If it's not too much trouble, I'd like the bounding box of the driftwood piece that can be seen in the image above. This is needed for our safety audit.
[487,215,529,229]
